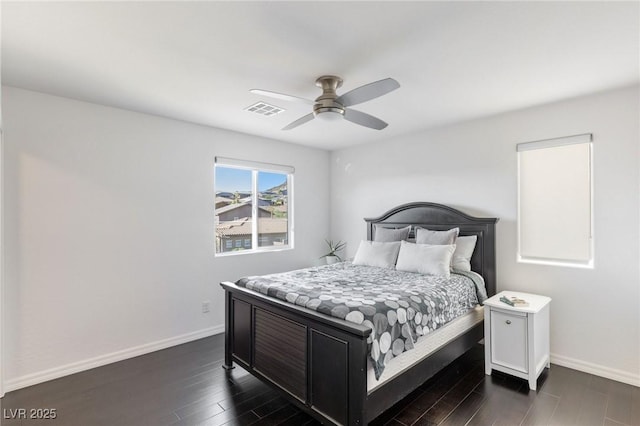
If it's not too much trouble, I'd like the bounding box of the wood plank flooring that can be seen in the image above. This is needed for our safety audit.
[1,334,638,425]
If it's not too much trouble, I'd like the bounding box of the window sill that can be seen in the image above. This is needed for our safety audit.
[517,256,594,269]
[215,246,294,258]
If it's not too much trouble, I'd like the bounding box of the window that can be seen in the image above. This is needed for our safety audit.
[214,157,293,255]
[517,133,593,267]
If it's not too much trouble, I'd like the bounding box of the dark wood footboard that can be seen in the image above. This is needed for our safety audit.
[222,281,372,425]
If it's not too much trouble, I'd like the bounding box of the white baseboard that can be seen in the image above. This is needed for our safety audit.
[5,325,224,393]
[551,352,640,387]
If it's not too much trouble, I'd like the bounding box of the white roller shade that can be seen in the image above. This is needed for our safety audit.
[517,134,593,267]
[215,157,295,174]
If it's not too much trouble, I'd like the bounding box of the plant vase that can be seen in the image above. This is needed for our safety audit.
[325,255,340,265]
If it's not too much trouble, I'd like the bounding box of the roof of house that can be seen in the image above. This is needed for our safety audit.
[216,218,288,237]
[216,202,250,215]
[215,196,233,204]
[216,202,277,216]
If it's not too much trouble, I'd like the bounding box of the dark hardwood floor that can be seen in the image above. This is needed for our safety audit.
[1,334,638,425]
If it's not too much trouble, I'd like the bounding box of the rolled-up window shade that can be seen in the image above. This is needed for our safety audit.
[517,133,593,266]
[215,157,294,174]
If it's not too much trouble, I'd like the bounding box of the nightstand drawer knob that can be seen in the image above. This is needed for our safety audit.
[506,320,512,325]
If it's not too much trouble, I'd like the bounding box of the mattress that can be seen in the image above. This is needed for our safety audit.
[367,305,484,392]
[236,262,488,379]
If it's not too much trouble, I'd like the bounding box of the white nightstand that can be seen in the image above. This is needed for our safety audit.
[484,291,551,390]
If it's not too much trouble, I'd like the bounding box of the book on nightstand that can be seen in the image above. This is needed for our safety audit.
[500,296,530,307]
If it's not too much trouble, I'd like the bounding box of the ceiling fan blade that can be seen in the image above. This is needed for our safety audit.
[282,113,315,130]
[343,108,388,130]
[250,89,314,105]
[336,78,400,107]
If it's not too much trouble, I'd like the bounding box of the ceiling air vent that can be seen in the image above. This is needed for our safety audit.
[244,102,285,116]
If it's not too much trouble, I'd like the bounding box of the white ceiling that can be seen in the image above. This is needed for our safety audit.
[2,1,639,151]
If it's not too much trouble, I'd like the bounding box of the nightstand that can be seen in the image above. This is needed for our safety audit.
[483,291,551,390]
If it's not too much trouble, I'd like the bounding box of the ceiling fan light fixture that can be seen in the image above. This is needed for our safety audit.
[315,111,343,122]
[314,106,345,121]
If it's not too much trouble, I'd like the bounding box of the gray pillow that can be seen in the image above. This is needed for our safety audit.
[415,227,459,245]
[374,225,411,242]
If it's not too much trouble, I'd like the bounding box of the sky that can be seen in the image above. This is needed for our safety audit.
[215,167,287,193]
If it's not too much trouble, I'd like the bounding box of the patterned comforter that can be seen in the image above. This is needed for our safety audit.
[236,262,488,380]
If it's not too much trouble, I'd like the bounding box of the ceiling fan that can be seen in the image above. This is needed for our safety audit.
[250,75,400,131]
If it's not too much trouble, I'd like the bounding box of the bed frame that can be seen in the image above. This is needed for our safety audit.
[220,202,498,425]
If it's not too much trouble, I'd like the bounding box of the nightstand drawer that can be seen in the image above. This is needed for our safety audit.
[490,310,528,373]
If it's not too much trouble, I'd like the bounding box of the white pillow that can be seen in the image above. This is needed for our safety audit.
[352,240,401,269]
[396,241,456,278]
[452,235,477,271]
[415,227,459,245]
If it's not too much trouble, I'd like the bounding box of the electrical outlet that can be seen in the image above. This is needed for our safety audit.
[202,300,211,313]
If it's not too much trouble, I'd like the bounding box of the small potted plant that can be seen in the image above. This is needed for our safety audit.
[320,239,346,264]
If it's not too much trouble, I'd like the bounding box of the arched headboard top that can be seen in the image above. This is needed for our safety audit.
[365,202,499,297]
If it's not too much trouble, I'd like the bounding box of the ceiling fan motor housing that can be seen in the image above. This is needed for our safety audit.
[313,75,345,118]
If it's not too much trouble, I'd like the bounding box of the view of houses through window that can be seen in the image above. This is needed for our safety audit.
[215,163,290,254]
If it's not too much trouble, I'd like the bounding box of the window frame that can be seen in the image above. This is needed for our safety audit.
[214,157,294,257]
[516,133,594,268]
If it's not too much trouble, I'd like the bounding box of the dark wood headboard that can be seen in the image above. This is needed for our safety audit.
[365,202,499,297]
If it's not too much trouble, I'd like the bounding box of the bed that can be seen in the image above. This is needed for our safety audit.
[220,202,498,425]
